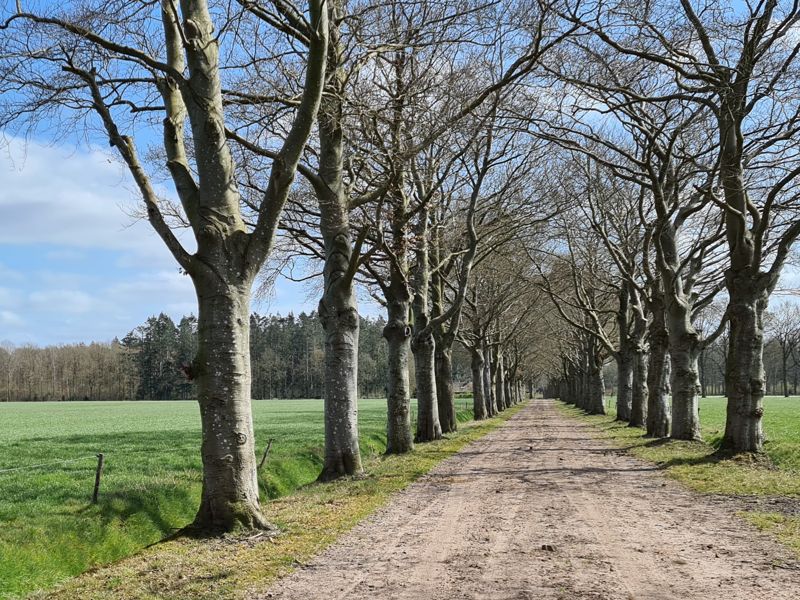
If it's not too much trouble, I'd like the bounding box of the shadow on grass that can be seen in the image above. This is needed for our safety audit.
[621,433,775,471]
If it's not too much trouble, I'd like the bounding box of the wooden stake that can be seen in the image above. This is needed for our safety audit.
[258,438,274,470]
[92,453,105,504]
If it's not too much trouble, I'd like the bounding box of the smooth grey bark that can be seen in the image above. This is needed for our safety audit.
[717,108,781,452]
[629,288,649,428]
[495,353,505,412]
[721,278,769,452]
[431,232,456,431]
[0,0,330,533]
[384,292,413,454]
[193,281,268,531]
[171,0,328,532]
[434,345,456,431]
[646,343,671,438]
[659,238,704,440]
[630,347,648,428]
[430,217,477,432]
[413,332,441,441]
[717,107,769,452]
[645,284,671,438]
[576,357,588,411]
[655,212,703,441]
[317,225,362,479]
[471,347,488,419]
[615,286,633,421]
[616,355,633,421]
[668,319,702,441]
[315,11,362,479]
[484,345,496,416]
[709,22,800,452]
[587,341,606,415]
[411,207,442,442]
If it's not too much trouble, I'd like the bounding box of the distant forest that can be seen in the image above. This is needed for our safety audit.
[0,312,473,402]
[1,309,798,403]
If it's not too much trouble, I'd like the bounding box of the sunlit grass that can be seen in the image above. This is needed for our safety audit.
[560,396,800,556]
[0,398,483,599]
[561,396,800,496]
[24,403,521,600]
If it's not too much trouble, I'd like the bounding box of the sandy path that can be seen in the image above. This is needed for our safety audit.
[257,399,800,600]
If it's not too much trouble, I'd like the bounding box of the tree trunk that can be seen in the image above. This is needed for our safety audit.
[411,207,441,443]
[314,24,363,479]
[587,343,606,415]
[413,329,442,442]
[578,359,589,411]
[646,334,670,437]
[193,282,268,532]
[317,229,362,480]
[630,346,648,428]
[435,344,457,432]
[669,327,702,441]
[615,353,633,422]
[721,278,769,452]
[484,345,496,416]
[495,353,505,412]
[615,285,633,421]
[471,348,487,420]
[384,296,413,454]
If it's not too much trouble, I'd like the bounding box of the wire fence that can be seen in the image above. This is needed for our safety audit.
[0,455,98,475]
[0,453,107,503]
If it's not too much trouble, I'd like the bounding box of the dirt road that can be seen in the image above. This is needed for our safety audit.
[258,399,800,600]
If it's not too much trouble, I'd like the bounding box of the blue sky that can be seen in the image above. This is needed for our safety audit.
[0,136,330,346]
[2,135,798,347]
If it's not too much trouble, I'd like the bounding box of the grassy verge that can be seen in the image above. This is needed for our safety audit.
[558,396,800,554]
[27,403,522,599]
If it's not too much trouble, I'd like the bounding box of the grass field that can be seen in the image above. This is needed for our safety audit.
[0,398,477,599]
[589,395,800,479]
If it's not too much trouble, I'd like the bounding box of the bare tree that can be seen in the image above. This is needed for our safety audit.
[0,0,329,531]
[563,0,800,452]
[766,301,800,398]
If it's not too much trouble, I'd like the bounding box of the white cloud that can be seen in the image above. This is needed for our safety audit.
[0,261,23,281]
[0,136,193,266]
[0,137,364,344]
[104,270,195,310]
[0,310,23,326]
[29,290,95,314]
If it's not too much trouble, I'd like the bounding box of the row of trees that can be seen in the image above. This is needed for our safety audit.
[2,0,799,533]
[695,302,800,398]
[535,2,800,449]
[7,297,794,405]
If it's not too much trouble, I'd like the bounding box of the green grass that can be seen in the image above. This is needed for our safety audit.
[32,403,522,600]
[562,396,800,555]
[0,398,479,599]
[569,396,800,495]
[699,397,800,472]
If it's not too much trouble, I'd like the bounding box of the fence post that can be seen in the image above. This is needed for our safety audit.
[92,453,105,504]
[258,438,274,470]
